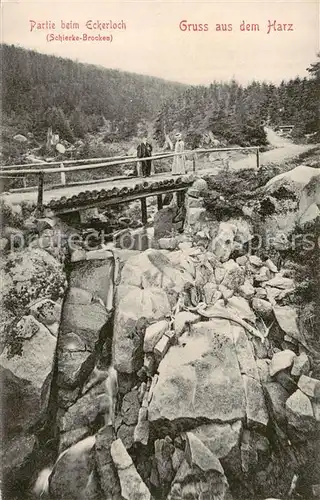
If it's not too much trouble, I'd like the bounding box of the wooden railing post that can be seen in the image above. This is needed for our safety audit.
[256,147,260,170]
[141,198,147,225]
[37,171,44,215]
[192,153,196,173]
[157,194,163,210]
[60,163,66,185]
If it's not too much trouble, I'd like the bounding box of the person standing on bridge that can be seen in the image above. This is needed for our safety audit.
[137,136,153,177]
[172,133,186,175]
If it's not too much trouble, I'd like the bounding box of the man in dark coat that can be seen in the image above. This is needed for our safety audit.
[137,137,153,177]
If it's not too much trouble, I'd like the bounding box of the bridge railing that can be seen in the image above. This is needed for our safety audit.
[0,146,260,210]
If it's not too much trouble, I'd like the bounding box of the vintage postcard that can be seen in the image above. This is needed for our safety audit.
[0,0,319,499]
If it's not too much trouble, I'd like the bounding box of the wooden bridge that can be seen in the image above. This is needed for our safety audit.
[0,146,260,222]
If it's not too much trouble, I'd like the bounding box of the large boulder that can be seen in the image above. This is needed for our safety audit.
[264,166,320,198]
[59,380,108,434]
[192,421,242,460]
[119,249,193,292]
[154,206,184,240]
[148,319,246,425]
[113,287,171,373]
[298,173,320,224]
[49,436,98,500]
[0,248,66,320]
[0,320,57,437]
[111,438,151,500]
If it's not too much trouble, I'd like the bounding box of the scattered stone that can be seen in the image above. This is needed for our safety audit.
[57,387,81,409]
[298,375,320,400]
[57,349,94,389]
[111,439,151,500]
[215,267,226,284]
[266,276,295,290]
[117,423,135,450]
[144,320,169,353]
[192,420,242,460]
[242,375,269,428]
[121,388,140,426]
[256,359,272,383]
[0,237,9,251]
[270,349,296,377]
[158,238,178,250]
[233,326,259,379]
[186,207,207,228]
[134,407,149,445]
[185,431,224,474]
[59,381,106,432]
[49,436,96,500]
[171,448,185,471]
[14,134,28,143]
[154,206,184,240]
[2,434,36,477]
[138,382,147,403]
[174,311,201,338]
[154,334,171,361]
[252,298,273,320]
[249,255,263,267]
[209,221,237,262]
[150,437,175,487]
[59,427,89,453]
[95,426,122,500]
[221,259,245,290]
[236,255,248,266]
[113,287,171,373]
[239,280,255,300]
[291,353,310,378]
[62,300,108,351]
[251,336,269,359]
[148,374,159,404]
[265,258,278,273]
[285,389,314,432]
[254,287,268,299]
[219,284,234,301]
[203,282,218,303]
[273,306,300,341]
[143,354,155,376]
[264,382,290,427]
[275,371,297,394]
[227,296,256,322]
[85,249,113,261]
[148,320,246,424]
[0,321,56,435]
[254,266,271,282]
[29,298,62,327]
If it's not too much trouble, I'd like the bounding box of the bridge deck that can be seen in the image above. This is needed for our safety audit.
[1,142,313,213]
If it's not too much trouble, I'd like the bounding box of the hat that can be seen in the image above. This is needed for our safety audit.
[175,133,182,140]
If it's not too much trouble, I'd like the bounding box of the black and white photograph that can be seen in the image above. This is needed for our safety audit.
[0,0,319,499]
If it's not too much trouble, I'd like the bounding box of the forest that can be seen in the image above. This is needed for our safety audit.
[154,61,319,148]
[0,44,319,161]
[1,44,185,143]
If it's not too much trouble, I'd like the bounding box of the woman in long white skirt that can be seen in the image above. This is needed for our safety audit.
[172,133,186,175]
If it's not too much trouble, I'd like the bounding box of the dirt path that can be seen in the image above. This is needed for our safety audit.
[230,127,315,171]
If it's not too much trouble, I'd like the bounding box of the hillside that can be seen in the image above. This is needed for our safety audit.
[1,44,186,146]
[154,57,320,148]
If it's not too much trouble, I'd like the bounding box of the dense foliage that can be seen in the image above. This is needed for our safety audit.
[154,56,320,147]
[1,44,186,142]
[1,44,319,159]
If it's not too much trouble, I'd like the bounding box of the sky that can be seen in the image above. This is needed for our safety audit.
[1,0,319,86]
